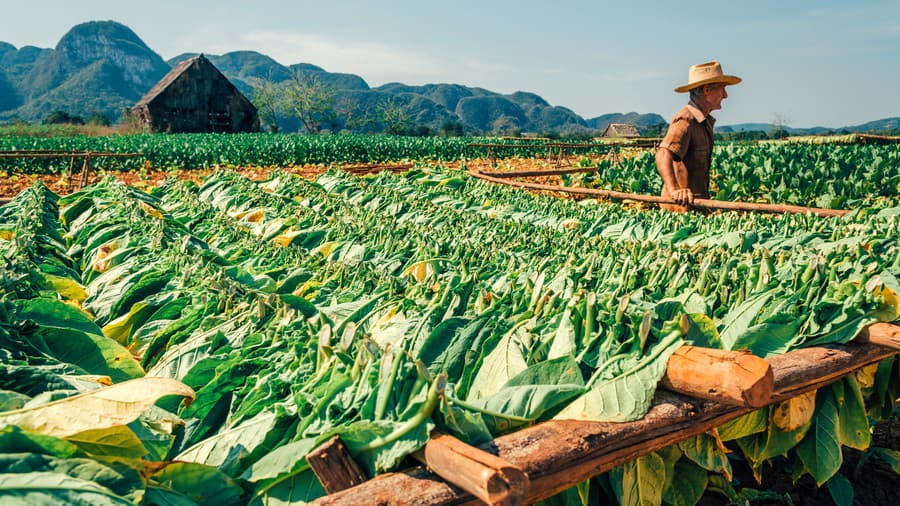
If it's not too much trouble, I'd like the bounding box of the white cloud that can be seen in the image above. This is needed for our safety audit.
[171,29,445,83]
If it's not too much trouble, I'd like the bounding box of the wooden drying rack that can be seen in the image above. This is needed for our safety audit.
[0,150,143,192]
[308,324,899,505]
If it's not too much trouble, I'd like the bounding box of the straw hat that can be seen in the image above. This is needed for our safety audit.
[674,61,741,93]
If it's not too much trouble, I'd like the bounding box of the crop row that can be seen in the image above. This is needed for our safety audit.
[0,166,897,504]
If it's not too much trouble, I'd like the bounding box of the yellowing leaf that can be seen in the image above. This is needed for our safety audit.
[92,242,119,273]
[243,209,265,223]
[140,201,164,220]
[402,260,436,283]
[0,377,195,438]
[773,390,816,431]
[65,425,148,458]
[102,302,150,346]
[560,218,581,230]
[40,274,88,303]
[311,241,339,258]
[0,229,14,240]
[271,229,303,248]
[855,363,879,389]
[873,284,899,321]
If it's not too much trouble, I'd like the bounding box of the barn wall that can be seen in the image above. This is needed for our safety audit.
[144,59,259,133]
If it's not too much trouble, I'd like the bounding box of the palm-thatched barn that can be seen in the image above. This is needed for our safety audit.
[601,123,641,138]
[132,54,259,133]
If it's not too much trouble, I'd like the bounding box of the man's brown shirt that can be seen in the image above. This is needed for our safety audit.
[658,102,715,210]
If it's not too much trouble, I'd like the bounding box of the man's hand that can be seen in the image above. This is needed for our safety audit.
[672,188,694,206]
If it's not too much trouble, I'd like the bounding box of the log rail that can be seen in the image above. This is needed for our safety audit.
[311,324,899,505]
[470,168,850,218]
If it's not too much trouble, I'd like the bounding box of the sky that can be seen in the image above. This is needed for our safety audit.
[2,0,898,128]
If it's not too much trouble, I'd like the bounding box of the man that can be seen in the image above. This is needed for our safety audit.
[656,61,741,212]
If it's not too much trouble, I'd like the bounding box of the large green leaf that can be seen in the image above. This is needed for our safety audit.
[0,471,134,505]
[610,452,667,506]
[553,332,683,422]
[249,468,325,506]
[795,389,842,486]
[12,298,144,382]
[150,463,244,506]
[661,459,708,506]
[0,453,145,503]
[175,409,284,476]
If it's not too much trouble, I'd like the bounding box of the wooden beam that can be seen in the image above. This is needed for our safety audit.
[476,167,597,178]
[855,323,900,350]
[662,346,773,407]
[469,170,850,218]
[309,342,897,505]
[412,432,528,506]
[306,436,368,494]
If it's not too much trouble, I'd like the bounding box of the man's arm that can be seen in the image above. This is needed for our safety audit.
[655,148,694,205]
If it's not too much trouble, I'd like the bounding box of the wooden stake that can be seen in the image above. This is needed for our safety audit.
[856,323,900,350]
[661,346,773,408]
[412,432,528,506]
[306,436,368,494]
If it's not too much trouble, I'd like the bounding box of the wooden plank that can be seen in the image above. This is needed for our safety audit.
[412,433,528,506]
[309,342,897,505]
[469,170,850,218]
[306,436,368,494]
[662,346,773,407]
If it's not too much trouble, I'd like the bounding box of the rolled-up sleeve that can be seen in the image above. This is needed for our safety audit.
[659,118,691,161]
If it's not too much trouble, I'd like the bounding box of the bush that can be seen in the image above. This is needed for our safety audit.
[43,110,85,125]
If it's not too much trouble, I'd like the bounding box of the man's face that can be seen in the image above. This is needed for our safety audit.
[704,84,728,111]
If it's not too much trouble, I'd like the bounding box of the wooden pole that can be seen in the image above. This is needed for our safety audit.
[855,323,900,350]
[476,166,597,178]
[662,346,773,407]
[469,170,850,218]
[309,342,897,506]
[412,433,528,506]
[306,436,368,494]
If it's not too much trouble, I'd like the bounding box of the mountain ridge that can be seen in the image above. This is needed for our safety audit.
[0,21,896,135]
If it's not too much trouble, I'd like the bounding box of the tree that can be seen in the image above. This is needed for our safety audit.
[86,110,111,126]
[439,120,465,137]
[44,110,84,125]
[282,71,337,134]
[378,97,417,135]
[770,113,791,139]
[248,77,283,133]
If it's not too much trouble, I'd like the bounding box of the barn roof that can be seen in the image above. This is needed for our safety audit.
[133,55,203,108]
[602,123,641,138]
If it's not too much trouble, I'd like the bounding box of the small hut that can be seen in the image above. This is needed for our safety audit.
[132,55,259,133]
[601,123,641,138]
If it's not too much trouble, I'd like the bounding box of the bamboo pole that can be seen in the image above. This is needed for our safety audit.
[310,339,897,506]
[469,170,850,218]
[412,433,528,506]
[662,346,773,407]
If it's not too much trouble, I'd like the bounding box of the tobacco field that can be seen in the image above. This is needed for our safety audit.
[0,139,899,505]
